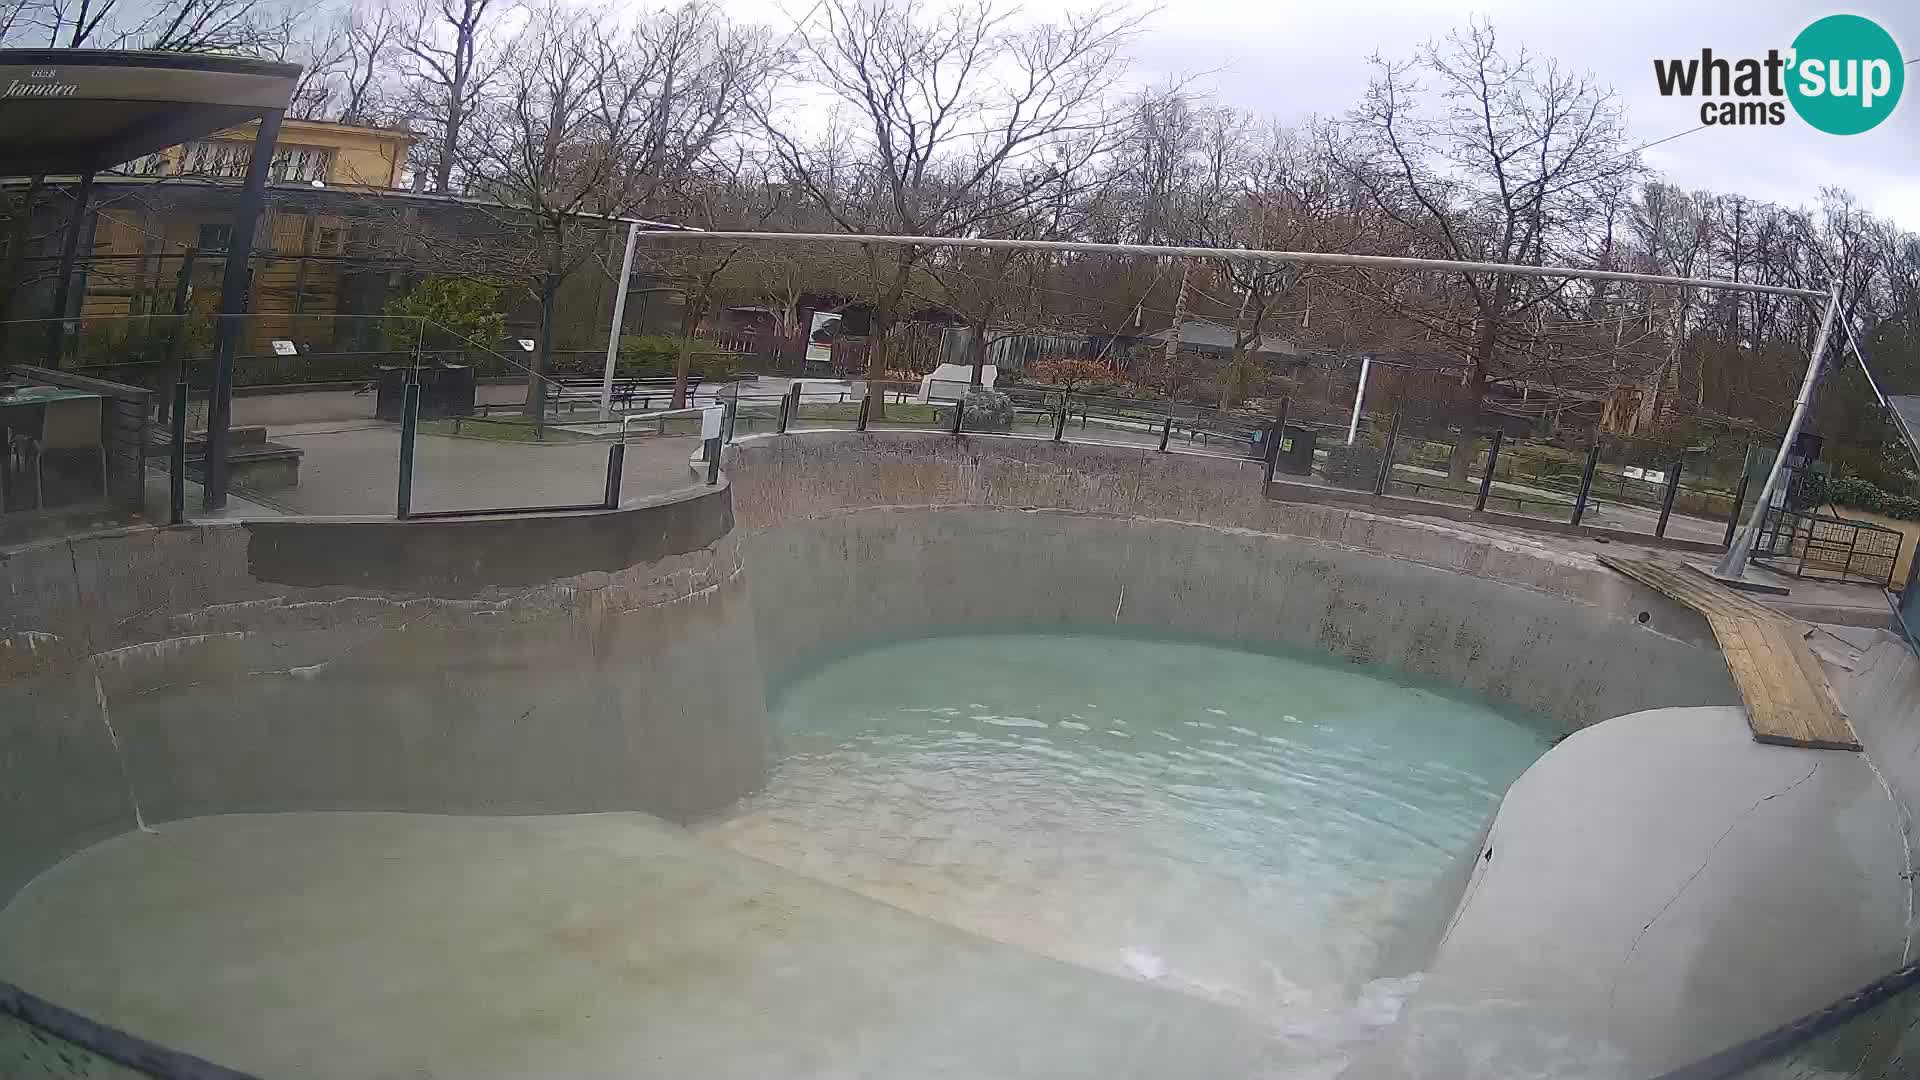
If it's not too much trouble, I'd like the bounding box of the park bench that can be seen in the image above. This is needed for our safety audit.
[549,375,703,413]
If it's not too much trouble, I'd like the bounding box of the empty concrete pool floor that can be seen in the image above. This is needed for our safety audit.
[0,813,1316,1079]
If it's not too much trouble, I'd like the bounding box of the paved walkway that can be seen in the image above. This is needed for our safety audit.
[249,422,705,517]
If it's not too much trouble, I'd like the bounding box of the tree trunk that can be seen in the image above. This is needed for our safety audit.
[1448,285,1507,484]
[525,271,558,434]
[435,92,461,193]
[672,291,702,410]
[1447,363,1488,484]
[866,259,913,419]
[968,313,990,387]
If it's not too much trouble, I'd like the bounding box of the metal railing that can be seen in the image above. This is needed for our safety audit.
[1752,505,1904,588]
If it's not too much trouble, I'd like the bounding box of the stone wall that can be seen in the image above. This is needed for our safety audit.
[0,486,767,903]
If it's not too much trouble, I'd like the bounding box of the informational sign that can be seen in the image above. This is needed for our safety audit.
[270,339,298,356]
[519,339,536,352]
[701,405,724,440]
[805,311,838,366]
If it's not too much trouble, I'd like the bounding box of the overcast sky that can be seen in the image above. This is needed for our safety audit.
[740,0,1920,228]
[1123,0,1920,226]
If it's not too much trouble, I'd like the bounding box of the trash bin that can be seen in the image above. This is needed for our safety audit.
[372,366,407,421]
[1276,424,1317,476]
[429,363,476,418]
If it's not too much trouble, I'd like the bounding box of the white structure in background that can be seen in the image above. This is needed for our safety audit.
[920,364,997,402]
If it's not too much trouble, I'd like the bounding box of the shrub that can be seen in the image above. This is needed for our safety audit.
[385,278,506,351]
[1803,473,1920,521]
[614,335,733,379]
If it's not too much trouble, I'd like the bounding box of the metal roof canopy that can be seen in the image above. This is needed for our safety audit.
[0,49,297,176]
[0,49,299,514]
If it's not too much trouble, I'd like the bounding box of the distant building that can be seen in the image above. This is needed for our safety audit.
[1,118,655,371]
[1142,320,1305,361]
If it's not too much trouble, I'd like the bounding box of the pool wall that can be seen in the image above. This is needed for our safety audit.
[0,486,767,904]
[731,431,1740,730]
[8,427,1910,1080]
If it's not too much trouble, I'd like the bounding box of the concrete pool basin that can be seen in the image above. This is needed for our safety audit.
[1,429,1915,1078]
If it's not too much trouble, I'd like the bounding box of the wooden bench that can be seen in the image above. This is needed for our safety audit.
[551,376,703,413]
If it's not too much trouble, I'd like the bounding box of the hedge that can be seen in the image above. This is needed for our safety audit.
[1805,473,1920,522]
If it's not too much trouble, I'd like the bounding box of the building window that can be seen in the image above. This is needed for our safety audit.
[166,141,335,183]
[198,224,233,253]
[179,141,253,178]
[270,146,334,183]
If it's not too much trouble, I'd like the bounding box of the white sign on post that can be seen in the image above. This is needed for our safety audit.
[805,311,838,366]
[270,340,298,355]
[701,405,724,440]
[519,339,536,352]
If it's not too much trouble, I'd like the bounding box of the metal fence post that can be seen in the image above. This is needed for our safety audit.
[951,391,966,434]
[603,442,626,508]
[775,387,792,433]
[1262,397,1290,487]
[1723,471,1751,548]
[1655,459,1684,538]
[1570,441,1601,526]
[1158,411,1172,452]
[396,381,419,519]
[1373,412,1402,496]
[1053,391,1070,441]
[722,396,738,444]
[1474,429,1503,512]
[857,388,872,431]
[168,381,188,525]
[705,438,722,485]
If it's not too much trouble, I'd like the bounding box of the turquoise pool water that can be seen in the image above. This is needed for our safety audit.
[708,629,1553,1037]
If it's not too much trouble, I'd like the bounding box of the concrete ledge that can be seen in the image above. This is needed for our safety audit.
[0,482,764,904]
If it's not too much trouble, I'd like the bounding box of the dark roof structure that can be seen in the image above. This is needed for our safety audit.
[0,50,298,176]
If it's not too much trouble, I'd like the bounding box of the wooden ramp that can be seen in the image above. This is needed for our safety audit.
[1599,556,1859,751]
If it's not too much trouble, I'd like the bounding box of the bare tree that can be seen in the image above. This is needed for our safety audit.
[37,0,289,51]
[1330,20,1640,479]
[290,2,401,123]
[420,0,777,417]
[398,0,505,193]
[762,0,1139,406]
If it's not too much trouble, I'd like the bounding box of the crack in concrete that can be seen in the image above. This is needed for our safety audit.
[1605,759,1822,1034]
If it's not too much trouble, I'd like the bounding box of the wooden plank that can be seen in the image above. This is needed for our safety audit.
[1598,555,1858,751]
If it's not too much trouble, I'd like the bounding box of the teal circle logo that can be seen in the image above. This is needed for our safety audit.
[1787,14,1904,135]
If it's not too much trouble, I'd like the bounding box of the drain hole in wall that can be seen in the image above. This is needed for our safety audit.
[1637,611,1651,624]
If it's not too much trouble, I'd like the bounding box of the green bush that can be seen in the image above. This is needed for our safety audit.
[386,279,506,350]
[1803,473,1920,521]
[614,335,736,379]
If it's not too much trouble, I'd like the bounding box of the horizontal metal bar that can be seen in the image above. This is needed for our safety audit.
[630,231,1828,300]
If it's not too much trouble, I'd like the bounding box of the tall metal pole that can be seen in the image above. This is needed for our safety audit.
[203,110,283,511]
[1713,280,1842,582]
[1347,354,1371,445]
[599,220,640,421]
[46,169,95,369]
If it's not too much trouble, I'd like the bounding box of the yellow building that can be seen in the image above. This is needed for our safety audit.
[122,117,412,189]
[72,118,415,354]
